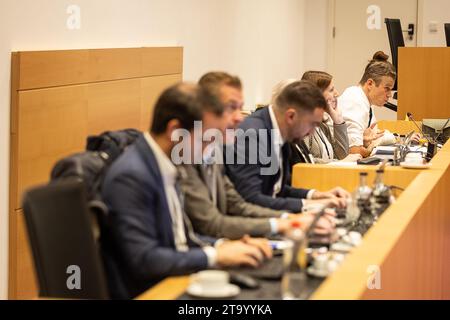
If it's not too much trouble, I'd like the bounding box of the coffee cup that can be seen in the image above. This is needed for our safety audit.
[190,270,229,293]
[404,152,423,164]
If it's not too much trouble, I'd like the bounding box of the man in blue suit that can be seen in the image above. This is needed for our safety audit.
[226,80,349,213]
[101,83,270,299]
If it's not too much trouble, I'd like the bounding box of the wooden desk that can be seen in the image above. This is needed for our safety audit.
[136,276,190,300]
[139,139,450,300]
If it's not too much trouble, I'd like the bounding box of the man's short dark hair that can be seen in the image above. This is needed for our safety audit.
[198,71,241,115]
[275,80,327,112]
[150,83,204,134]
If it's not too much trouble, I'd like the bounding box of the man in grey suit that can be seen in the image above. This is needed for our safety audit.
[179,72,335,239]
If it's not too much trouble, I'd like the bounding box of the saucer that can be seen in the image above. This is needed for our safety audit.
[186,283,240,299]
[400,162,432,169]
[307,266,329,278]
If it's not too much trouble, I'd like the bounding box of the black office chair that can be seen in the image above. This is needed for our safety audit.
[22,180,109,299]
[445,23,450,47]
[385,19,405,94]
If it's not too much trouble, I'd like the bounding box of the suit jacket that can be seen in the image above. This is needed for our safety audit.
[180,163,284,239]
[101,134,214,299]
[225,107,311,212]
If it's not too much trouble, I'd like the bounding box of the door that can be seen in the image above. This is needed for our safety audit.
[329,0,418,120]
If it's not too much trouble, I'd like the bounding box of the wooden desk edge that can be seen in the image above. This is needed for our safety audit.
[136,276,190,300]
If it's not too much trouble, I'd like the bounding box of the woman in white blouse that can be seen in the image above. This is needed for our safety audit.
[339,51,396,158]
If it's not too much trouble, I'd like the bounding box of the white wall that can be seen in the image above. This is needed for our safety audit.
[304,0,329,72]
[418,0,450,46]
[0,0,309,299]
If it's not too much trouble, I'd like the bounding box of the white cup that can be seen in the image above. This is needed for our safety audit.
[405,152,423,164]
[190,270,229,293]
[313,254,329,272]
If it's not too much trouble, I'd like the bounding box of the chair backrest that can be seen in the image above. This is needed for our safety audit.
[22,180,109,299]
[445,23,450,47]
[385,18,405,92]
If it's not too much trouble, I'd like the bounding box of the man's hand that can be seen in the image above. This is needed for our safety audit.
[363,123,385,148]
[410,132,421,144]
[312,187,351,199]
[303,197,347,209]
[216,241,265,268]
[294,212,335,235]
[241,235,273,259]
[279,209,337,235]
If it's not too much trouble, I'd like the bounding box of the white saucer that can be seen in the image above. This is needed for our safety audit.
[307,267,329,278]
[400,162,432,169]
[186,283,240,299]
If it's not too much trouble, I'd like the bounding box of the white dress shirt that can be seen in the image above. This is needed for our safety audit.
[339,86,377,148]
[144,132,217,266]
[268,105,285,198]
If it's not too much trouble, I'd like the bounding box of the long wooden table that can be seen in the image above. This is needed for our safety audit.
[138,126,450,300]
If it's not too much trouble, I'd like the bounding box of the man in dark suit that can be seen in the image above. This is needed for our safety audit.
[180,72,335,239]
[226,80,349,213]
[101,83,271,299]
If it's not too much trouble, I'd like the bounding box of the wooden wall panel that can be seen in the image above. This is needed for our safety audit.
[377,120,422,135]
[87,79,141,134]
[9,47,183,299]
[17,47,183,90]
[398,48,450,120]
[14,210,38,300]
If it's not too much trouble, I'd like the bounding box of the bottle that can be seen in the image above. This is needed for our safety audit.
[370,169,393,219]
[352,172,372,231]
[281,221,309,300]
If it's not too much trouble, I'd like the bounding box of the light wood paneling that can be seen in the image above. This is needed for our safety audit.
[9,47,183,300]
[17,47,183,90]
[14,210,38,300]
[377,120,422,135]
[398,48,450,120]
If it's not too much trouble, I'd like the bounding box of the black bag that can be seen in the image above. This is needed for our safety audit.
[50,129,142,215]
[86,129,141,162]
